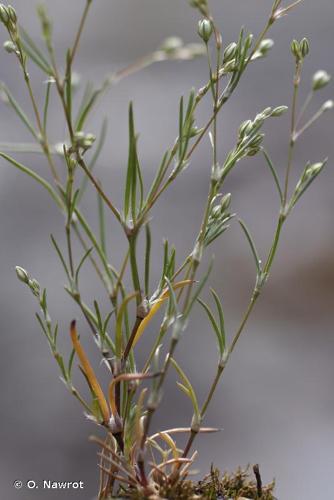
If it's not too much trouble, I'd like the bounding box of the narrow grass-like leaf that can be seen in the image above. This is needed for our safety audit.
[0,83,38,140]
[198,298,224,356]
[115,292,138,358]
[210,288,226,351]
[262,149,283,203]
[0,153,64,210]
[20,27,53,75]
[144,223,151,297]
[75,247,93,286]
[238,219,261,275]
[50,234,71,282]
[170,357,200,421]
[43,80,52,134]
[97,187,107,257]
[184,258,214,318]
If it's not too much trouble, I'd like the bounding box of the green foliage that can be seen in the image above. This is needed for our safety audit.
[0,0,332,497]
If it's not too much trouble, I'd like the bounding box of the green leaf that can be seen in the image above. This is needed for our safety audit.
[262,150,283,203]
[20,26,53,75]
[50,234,71,282]
[170,358,200,421]
[0,83,38,140]
[43,80,52,133]
[238,219,261,275]
[184,258,214,318]
[198,298,224,356]
[115,292,138,358]
[144,223,151,297]
[210,288,226,350]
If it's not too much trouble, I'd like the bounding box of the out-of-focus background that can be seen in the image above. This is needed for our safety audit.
[0,1,333,498]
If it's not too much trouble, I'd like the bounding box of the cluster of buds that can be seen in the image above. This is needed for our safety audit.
[73,131,96,153]
[290,159,327,209]
[204,193,234,247]
[291,37,310,61]
[237,105,288,156]
[15,266,41,298]
[312,70,331,92]
[0,4,18,41]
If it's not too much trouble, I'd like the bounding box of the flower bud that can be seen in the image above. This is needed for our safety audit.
[29,278,41,297]
[271,105,288,117]
[321,100,334,112]
[290,39,301,60]
[15,266,30,284]
[197,19,213,43]
[244,33,253,51]
[305,162,324,179]
[300,37,310,58]
[220,193,231,212]
[0,4,9,24]
[7,5,16,23]
[238,119,253,138]
[249,133,264,149]
[3,40,16,53]
[312,70,331,91]
[258,38,274,54]
[223,42,237,62]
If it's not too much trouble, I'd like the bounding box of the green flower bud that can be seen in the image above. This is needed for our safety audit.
[258,38,274,54]
[15,266,30,284]
[223,59,236,73]
[244,33,254,51]
[238,119,253,138]
[271,105,289,117]
[0,4,9,24]
[321,100,334,112]
[304,162,324,179]
[249,133,265,149]
[247,147,261,157]
[291,39,301,60]
[312,70,331,91]
[223,42,237,63]
[220,193,231,212]
[3,40,16,53]
[197,19,213,43]
[300,37,310,58]
[7,5,16,23]
[29,278,41,297]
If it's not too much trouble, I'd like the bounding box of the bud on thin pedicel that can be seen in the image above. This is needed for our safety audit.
[321,100,334,112]
[312,70,331,91]
[197,19,213,43]
[223,42,237,62]
[3,40,16,53]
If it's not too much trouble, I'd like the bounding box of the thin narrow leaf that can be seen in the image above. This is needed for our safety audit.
[0,153,64,210]
[210,288,226,350]
[262,150,283,203]
[50,234,71,282]
[184,259,214,318]
[170,358,200,420]
[238,219,261,275]
[97,187,107,257]
[115,292,138,358]
[75,247,93,286]
[144,223,151,297]
[0,83,38,139]
[43,80,52,133]
[20,27,53,74]
[198,298,224,356]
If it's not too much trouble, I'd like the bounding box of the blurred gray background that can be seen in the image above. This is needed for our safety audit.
[0,0,333,498]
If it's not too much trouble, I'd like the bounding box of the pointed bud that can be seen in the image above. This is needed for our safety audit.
[0,4,9,24]
[198,19,213,43]
[220,193,231,212]
[223,42,237,62]
[238,119,253,138]
[312,70,331,91]
[300,37,310,58]
[271,105,289,117]
[7,5,16,23]
[291,39,301,60]
[29,278,41,297]
[15,266,30,285]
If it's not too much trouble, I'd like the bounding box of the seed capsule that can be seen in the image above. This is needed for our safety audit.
[197,19,213,43]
